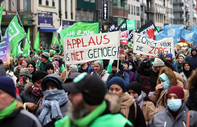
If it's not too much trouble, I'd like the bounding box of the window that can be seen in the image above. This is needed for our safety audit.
[39,0,42,4]
[9,0,11,11]
[90,0,95,3]
[128,4,130,14]
[76,10,81,22]
[52,0,55,6]
[137,7,140,16]
[134,6,135,15]
[83,11,87,21]
[46,0,49,6]
[71,0,73,19]
[113,0,117,6]
[17,0,20,11]
[89,12,93,21]
[24,0,31,12]
[137,20,140,29]
[131,5,133,15]
[65,0,67,18]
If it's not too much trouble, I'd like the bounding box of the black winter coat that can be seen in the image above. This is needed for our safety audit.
[137,60,175,91]
[0,108,42,127]
[186,87,197,111]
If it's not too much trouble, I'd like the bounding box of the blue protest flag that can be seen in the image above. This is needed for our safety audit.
[191,26,197,32]
[180,29,195,42]
[155,31,164,41]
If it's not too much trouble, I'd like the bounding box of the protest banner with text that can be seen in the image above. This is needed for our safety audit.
[133,33,175,57]
[63,31,120,64]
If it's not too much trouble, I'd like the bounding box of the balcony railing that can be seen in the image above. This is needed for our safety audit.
[145,6,155,13]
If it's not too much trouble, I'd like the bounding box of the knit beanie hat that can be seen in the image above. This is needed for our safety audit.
[107,77,126,92]
[179,54,185,59]
[45,63,54,72]
[112,60,122,69]
[168,86,184,101]
[19,68,32,78]
[41,74,63,91]
[0,76,16,98]
[122,60,129,67]
[166,53,173,59]
[153,58,165,67]
[53,61,59,67]
[41,52,49,60]
[32,71,47,84]
[127,82,141,95]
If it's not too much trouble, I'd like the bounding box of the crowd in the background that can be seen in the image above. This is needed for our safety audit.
[1,43,197,127]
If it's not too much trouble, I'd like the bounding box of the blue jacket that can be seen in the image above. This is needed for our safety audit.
[185,54,197,70]
[171,62,178,72]
[106,69,130,87]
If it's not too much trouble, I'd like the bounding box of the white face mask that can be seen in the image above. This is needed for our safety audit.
[167,99,182,112]
[129,66,133,70]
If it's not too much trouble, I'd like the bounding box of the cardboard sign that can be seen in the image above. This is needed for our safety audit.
[63,31,120,64]
[133,33,175,57]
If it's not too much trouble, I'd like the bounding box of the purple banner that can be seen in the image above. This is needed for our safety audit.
[62,20,75,28]
[38,13,53,26]
[0,42,7,63]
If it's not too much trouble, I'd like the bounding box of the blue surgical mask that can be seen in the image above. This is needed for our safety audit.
[129,66,133,70]
[167,99,182,112]
[162,81,170,89]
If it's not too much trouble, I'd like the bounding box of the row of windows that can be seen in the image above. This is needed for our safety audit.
[39,0,55,7]
[128,4,140,16]
[76,10,94,22]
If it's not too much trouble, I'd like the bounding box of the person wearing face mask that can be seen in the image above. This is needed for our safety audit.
[20,71,47,114]
[151,86,197,127]
[122,60,136,83]
[151,67,178,113]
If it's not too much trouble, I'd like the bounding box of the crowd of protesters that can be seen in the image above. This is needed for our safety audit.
[1,43,197,127]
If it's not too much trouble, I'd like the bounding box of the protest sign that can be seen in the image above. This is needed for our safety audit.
[133,33,175,57]
[0,42,6,63]
[120,30,129,45]
[63,31,120,64]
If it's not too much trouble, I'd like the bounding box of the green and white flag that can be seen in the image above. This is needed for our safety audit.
[1,15,26,51]
[60,22,99,38]
[34,31,40,51]
[22,28,30,56]
[51,33,59,45]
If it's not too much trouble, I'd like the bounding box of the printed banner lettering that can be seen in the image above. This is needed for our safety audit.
[133,33,175,57]
[63,31,120,64]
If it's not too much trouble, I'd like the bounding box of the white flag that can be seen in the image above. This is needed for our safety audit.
[57,25,62,33]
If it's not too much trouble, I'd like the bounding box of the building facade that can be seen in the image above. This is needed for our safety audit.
[127,0,141,29]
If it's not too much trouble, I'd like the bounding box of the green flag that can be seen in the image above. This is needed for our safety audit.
[60,38,63,45]
[60,22,99,38]
[2,15,26,51]
[0,2,4,35]
[51,33,59,45]
[61,64,66,72]
[34,31,40,51]
[12,44,18,58]
[22,28,30,56]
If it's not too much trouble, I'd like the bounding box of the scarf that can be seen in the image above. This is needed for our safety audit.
[57,101,107,127]
[120,92,135,119]
[38,90,69,125]
[0,100,17,120]
[32,87,43,97]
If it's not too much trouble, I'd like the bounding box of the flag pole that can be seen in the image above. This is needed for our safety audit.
[0,1,4,40]
[12,1,33,51]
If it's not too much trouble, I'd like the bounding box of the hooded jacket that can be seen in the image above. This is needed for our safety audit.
[0,100,42,127]
[150,104,197,127]
[55,94,133,127]
[91,70,109,84]
[186,69,197,111]
[185,47,197,70]
[137,58,175,91]
[0,65,6,76]
[125,69,137,83]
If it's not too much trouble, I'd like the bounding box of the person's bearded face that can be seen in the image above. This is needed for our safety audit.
[67,99,91,121]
